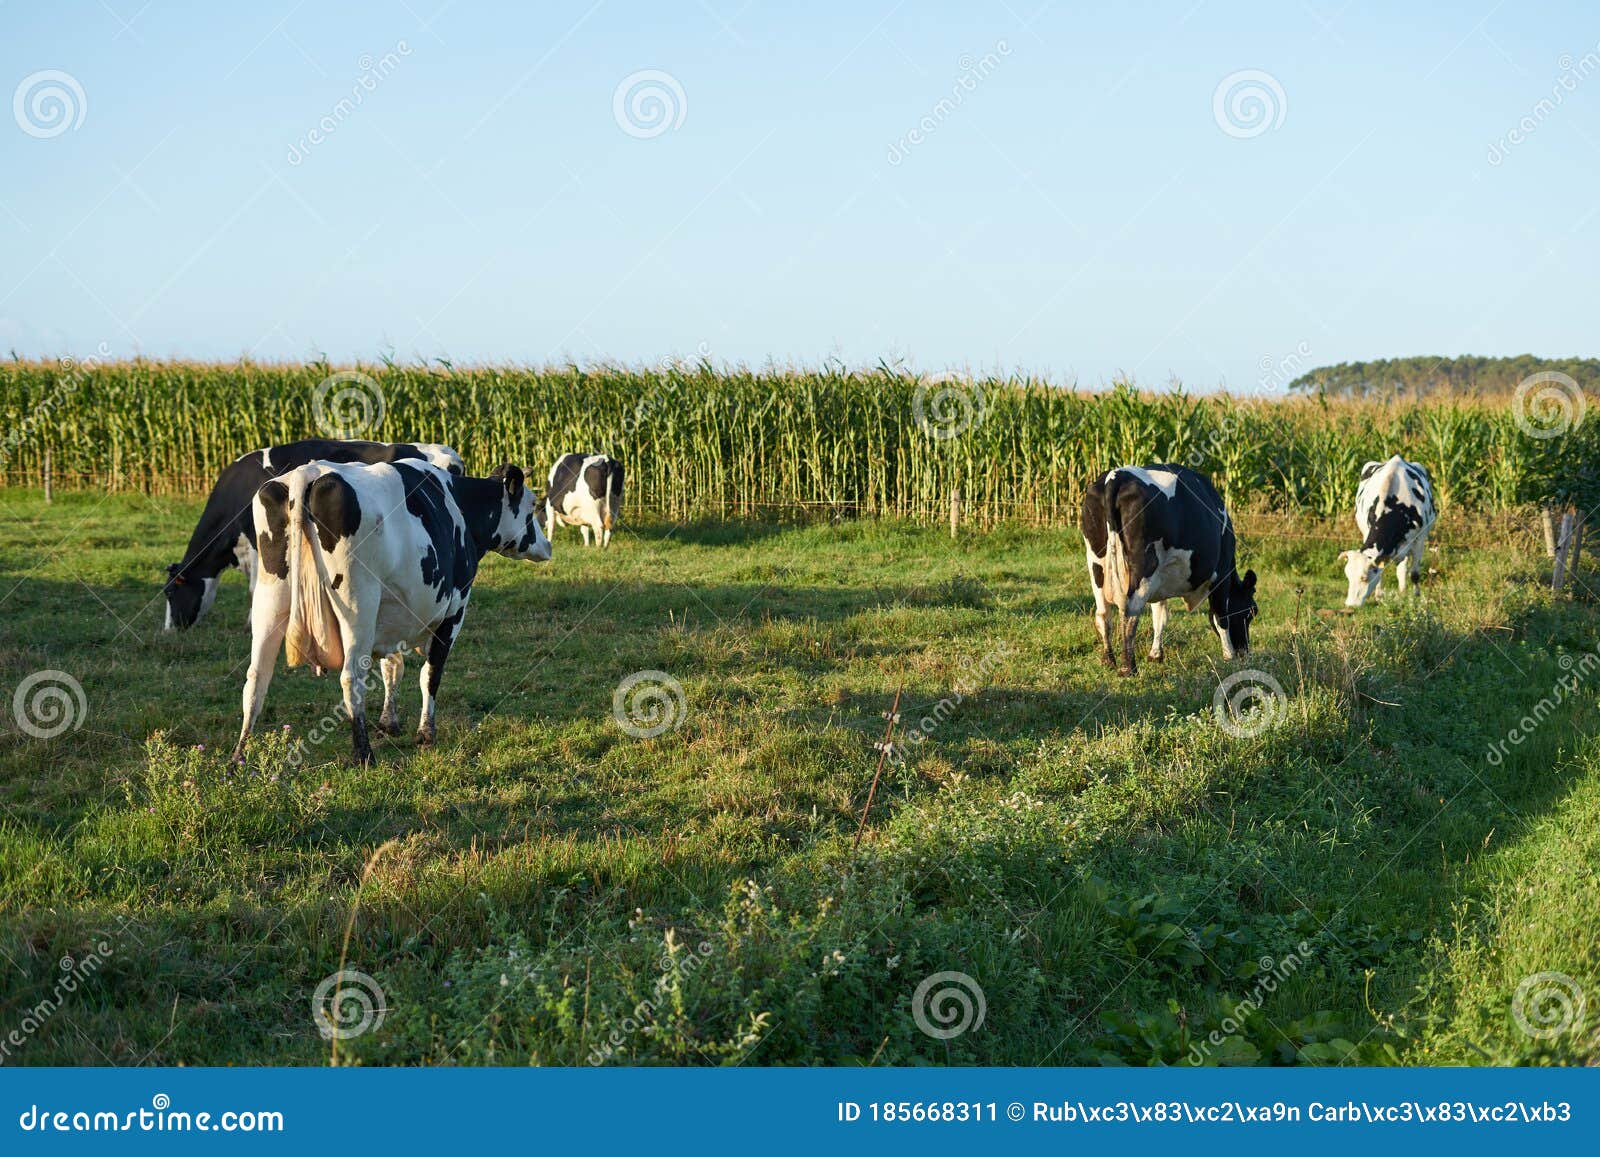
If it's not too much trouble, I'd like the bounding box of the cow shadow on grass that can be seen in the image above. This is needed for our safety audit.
[11,590,1597,1067]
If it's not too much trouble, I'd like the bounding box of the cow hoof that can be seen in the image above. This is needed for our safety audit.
[1149,649,1165,663]
[1098,652,1116,669]
[376,717,401,736]
[353,748,374,767]
[1117,666,1137,678]
[415,730,435,748]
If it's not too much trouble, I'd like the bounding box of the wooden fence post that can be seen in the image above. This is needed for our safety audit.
[949,488,961,540]
[1552,509,1576,592]
[1542,506,1558,557]
[43,450,51,504]
[1568,515,1585,589]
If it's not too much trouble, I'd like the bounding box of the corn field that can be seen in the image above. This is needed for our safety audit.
[0,359,1588,522]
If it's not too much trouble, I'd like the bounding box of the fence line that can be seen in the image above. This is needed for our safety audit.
[0,470,1551,553]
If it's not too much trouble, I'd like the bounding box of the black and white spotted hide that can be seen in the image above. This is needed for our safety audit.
[1080,464,1257,676]
[1340,456,1436,607]
[234,459,550,765]
[163,438,463,630]
[545,453,624,548]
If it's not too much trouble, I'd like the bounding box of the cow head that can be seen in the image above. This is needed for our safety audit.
[162,563,219,630]
[1212,568,1258,656]
[1338,548,1382,607]
[488,464,553,562]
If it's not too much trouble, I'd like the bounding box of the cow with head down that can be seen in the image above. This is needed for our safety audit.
[1340,455,1436,608]
[1081,464,1258,676]
[232,458,551,765]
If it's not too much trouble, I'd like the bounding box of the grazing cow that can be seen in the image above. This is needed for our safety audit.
[163,439,463,630]
[1080,464,1258,676]
[545,453,624,548]
[232,460,551,764]
[1340,455,1436,607]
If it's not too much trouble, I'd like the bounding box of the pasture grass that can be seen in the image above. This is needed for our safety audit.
[0,490,1596,1066]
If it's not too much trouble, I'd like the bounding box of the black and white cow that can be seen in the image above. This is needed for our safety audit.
[163,439,463,630]
[545,453,624,548]
[1080,464,1258,676]
[232,459,551,765]
[1340,455,1436,608]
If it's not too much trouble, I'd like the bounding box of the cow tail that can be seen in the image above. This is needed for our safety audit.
[1101,472,1131,610]
[284,470,346,672]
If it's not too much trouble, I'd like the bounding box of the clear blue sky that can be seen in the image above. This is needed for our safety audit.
[2,2,1597,391]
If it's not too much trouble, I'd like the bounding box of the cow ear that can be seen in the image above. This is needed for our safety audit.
[165,562,181,576]
[497,464,525,498]
[1337,550,1351,563]
[1240,569,1257,594]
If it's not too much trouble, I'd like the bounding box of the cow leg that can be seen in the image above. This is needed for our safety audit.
[236,536,258,624]
[233,579,289,759]
[1148,600,1168,662]
[376,652,405,735]
[580,524,592,548]
[1408,531,1429,589]
[337,620,377,766]
[1087,556,1116,668]
[546,505,558,545]
[1118,609,1140,677]
[416,608,466,747]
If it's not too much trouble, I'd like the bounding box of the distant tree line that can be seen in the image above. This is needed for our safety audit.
[1290,355,1599,398]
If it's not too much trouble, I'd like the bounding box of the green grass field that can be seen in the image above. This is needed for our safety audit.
[1,490,1596,1066]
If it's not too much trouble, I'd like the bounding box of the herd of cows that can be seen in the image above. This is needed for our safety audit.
[158,439,1437,764]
